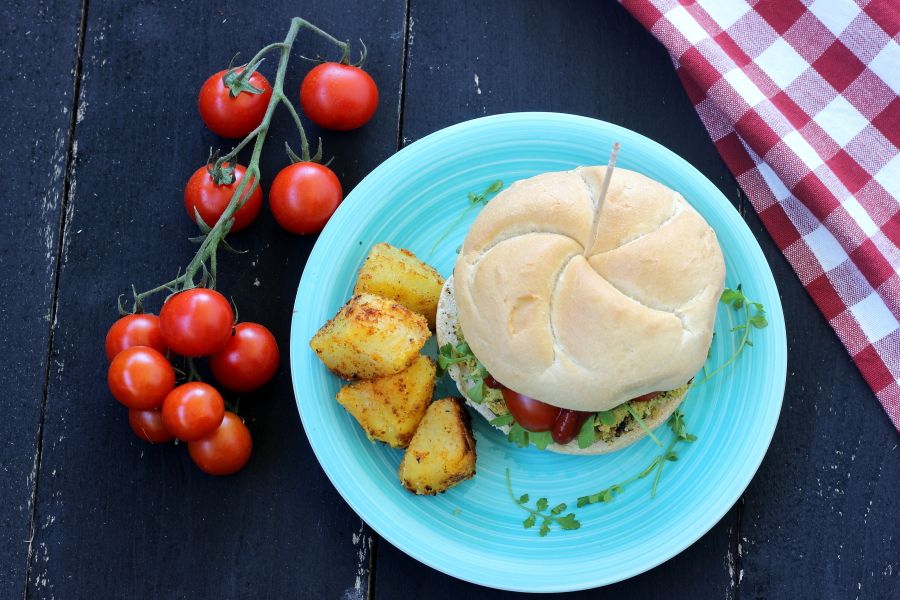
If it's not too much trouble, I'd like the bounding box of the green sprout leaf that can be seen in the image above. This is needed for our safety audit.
[529,430,553,450]
[577,414,597,449]
[539,520,551,537]
[508,423,529,448]
[505,468,582,537]
[467,380,485,403]
[557,514,581,531]
[597,410,618,426]
[490,413,515,427]
[702,285,769,383]
[429,181,504,256]
[749,314,768,328]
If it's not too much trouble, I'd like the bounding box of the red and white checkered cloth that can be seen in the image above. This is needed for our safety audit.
[621,0,900,430]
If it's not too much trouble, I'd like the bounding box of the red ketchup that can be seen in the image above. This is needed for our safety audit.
[551,409,594,445]
[483,375,502,389]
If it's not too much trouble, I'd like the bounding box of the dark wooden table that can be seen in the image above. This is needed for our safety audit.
[4,1,898,598]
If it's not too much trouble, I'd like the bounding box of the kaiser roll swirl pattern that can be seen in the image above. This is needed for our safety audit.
[454,166,726,411]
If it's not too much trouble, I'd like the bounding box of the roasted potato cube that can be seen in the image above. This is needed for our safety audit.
[399,397,476,495]
[354,243,445,328]
[336,355,436,448]
[310,293,430,379]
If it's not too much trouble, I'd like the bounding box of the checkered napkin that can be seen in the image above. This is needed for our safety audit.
[620,0,900,430]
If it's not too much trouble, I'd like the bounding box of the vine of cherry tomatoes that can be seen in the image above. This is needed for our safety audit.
[106,288,277,475]
[110,19,379,477]
[191,41,379,237]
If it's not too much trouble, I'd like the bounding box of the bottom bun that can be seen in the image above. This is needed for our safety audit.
[436,276,689,455]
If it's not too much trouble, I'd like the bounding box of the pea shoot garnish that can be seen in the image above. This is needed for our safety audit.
[429,180,503,256]
[625,405,662,447]
[650,409,697,497]
[575,408,696,508]
[437,341,489,402]
[701,285,768,382]
[505,468,581,536]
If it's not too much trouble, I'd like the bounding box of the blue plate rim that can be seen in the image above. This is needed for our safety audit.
[290,111,786,592]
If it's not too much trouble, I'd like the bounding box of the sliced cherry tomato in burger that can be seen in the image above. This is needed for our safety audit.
[501,388,560,432]
[184,163,262,232]
[128,408,174,443]
[300,62,378,131]
[105,313,167,361]
[188,411,252,476]
[198,68,272,138]
[107,346,175,410]
[159,288,234,357]
[161,382,225,441]
[209,322,280,393]
[269,162,343,234]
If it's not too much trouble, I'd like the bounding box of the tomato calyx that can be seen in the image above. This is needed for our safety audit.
[345,38,368,67]
[204,151,236,185]
[285,138,324,165]
[221,62,267,98]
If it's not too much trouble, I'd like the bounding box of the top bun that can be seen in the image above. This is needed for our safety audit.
[453,166,725,412]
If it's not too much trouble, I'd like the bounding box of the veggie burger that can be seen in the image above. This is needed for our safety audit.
[437,165,725,454]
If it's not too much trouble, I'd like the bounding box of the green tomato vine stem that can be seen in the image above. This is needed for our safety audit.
[129,18,353,312]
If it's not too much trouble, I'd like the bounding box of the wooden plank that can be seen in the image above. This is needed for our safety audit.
[28,1,406,598]
[375,1,740,597]
[0,1,83,597]
[736,201,900,599]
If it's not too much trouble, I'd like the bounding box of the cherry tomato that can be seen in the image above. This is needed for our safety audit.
[269,162,343,234]
[501,388,561,432]
[198,68,272,138]
[184,163,262,232]
[188,412,252,475]
[209,323,279,392]
[551,409,594,445]
[161,382,225,441]
[128,408,174,443]
[159,288,234,357]
[105,313,167,361]
[107,346,175,410]
[300,62,378,131]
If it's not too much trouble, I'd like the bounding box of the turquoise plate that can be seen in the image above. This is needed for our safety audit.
[291,113,786,592]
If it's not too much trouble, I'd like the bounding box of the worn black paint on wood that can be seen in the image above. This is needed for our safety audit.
[0,1,83,598]
[6,0,898,598]
[26,1,405,598]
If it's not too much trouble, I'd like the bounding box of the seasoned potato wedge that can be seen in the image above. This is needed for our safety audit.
[310,293,430,379]
[353,243,445,329]
[399,397,476,495]
[336,355,436,448]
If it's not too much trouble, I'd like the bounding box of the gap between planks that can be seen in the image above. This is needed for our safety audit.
[367,2,412,598]
[22,0,91,598]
